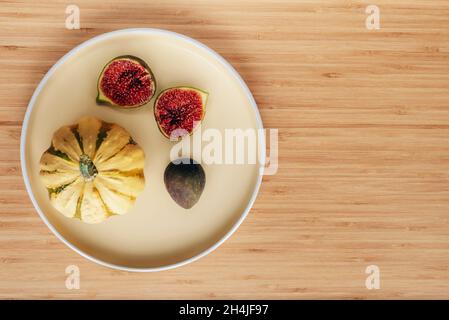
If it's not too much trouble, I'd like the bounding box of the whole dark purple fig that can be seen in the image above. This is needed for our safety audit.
[164,158,205,209]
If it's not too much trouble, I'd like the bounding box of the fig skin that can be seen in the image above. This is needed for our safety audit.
[96,55,156,109]
[154,86,208,139]
[164,158,206,209]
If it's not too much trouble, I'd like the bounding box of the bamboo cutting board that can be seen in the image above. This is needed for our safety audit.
[1,0,449,299]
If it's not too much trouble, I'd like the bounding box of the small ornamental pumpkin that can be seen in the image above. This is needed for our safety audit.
[39,117,145,224]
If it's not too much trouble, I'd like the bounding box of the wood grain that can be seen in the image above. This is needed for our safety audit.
[1,0,449,299]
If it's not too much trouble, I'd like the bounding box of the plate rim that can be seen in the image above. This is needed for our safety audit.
[20,28,266,272]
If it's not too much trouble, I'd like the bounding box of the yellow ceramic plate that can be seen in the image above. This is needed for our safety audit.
[21,29,264,271]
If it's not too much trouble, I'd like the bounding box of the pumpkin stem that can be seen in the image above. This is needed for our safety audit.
[79,154,98,181]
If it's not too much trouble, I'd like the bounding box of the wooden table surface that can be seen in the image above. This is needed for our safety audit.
[1,0,449,299]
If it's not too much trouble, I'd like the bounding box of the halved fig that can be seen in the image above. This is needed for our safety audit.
[154,86,208,139]
[97,55,156,108]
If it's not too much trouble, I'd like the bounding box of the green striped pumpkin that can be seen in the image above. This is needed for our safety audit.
[39,116,145,224]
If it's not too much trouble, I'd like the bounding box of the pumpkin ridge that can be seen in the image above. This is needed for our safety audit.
[70,125,84,154]
[47,146,72,162]
[93,124,131,164]
[94,141,133,166]
[47,177,78,196]
[95,173,144,198]
[77,117,102,159]
[73,183,85,220]
[95,144,144,172]
[40,169,74,175]
[98,169,144,178]
[97,182,137,202]
[40,151,79,174]
[95,186,117,217]
[52,126,83,161]
[94,122,111,154]
[79,183,108,223]
[49,177,84,218]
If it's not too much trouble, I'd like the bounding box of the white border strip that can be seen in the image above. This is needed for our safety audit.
[20,28,266,272]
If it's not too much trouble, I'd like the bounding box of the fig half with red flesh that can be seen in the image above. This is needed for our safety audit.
[154,87,208,139]
[97,55,156,108]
